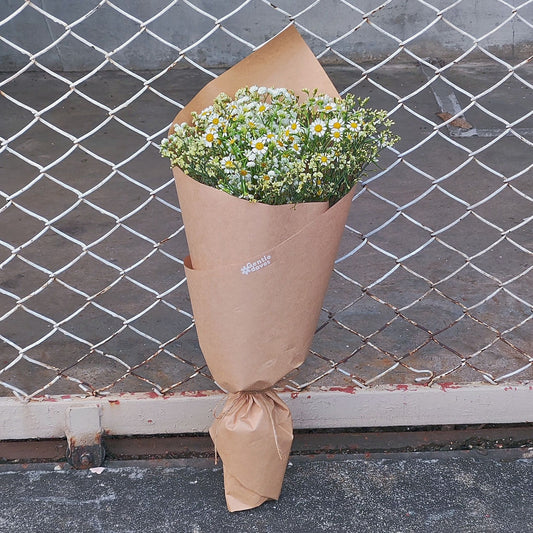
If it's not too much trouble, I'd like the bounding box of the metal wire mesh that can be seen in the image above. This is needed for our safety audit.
[1,0,532,401]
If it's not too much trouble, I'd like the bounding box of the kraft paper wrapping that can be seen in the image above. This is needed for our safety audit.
[169,25,354,511]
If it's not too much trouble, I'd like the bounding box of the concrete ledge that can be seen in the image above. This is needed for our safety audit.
[1,383,532,440]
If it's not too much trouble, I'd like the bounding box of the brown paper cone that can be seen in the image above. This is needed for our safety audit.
[170,25,339,132]
[173,169,328,270]
[181,184,353,511]
[168,24,353,511]
[182,180,354,392]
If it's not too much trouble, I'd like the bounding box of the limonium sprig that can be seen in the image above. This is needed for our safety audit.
[161,86,398,205]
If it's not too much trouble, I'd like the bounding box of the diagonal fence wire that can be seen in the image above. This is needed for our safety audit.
[0,0,532,402]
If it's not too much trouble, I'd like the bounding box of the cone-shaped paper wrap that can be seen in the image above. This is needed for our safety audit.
[170,25,354,511]
[180,174,354,393]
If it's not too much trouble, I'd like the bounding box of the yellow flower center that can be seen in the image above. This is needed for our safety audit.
[321,156,328,163]
[240,170,248,176]
[332,121,341,129]
[263,175,270,181]
[314,124,323,133]
[206,133,214,142]
[351,122,358,129]
[225,160,234,168]
[333,131,341,138]
[212,118,219,125]
[290,123,298,130]
[258,104,266,112]
[255,142,265,151]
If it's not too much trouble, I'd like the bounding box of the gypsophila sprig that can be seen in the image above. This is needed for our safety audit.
[161,87,399,205]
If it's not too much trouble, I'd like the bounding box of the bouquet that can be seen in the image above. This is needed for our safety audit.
[161,25,398,512]
[162,87,396,206]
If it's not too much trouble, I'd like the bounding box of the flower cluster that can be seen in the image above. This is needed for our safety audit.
[161,86,398,205]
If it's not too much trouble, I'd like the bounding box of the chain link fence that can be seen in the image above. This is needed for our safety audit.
[1,1,532,405]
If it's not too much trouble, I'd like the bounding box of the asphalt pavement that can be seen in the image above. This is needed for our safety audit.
[1,448,532,533]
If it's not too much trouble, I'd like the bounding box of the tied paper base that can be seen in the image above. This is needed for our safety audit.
[170,24,354,511]
[210,390,293,512]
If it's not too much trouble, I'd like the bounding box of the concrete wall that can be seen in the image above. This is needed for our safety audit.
[1,0,532,71]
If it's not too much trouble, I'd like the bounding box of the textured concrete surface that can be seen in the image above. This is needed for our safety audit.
[1,2,531,72]
[0,450,532,532]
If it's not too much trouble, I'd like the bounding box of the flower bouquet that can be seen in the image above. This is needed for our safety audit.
[161,25,397,512]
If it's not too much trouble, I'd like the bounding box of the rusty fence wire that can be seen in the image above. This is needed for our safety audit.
[0,0,532,402]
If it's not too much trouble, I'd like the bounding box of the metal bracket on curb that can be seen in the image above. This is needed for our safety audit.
[65,405,105,469]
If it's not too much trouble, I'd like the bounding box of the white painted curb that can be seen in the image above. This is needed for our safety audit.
[1,383,532,440]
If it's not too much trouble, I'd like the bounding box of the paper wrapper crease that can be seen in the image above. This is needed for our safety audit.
[170,25,354,511]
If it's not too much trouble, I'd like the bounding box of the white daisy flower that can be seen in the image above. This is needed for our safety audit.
[210,115,225,128]
[331,129,343,142]
[251,137,268,155]
[323,102,336,113]
[329,118,344,131]
[348,120,360,132]
[203,130,218,147]
[310,119,327,137]
[287,121,300,134]
[221,156,236,173]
